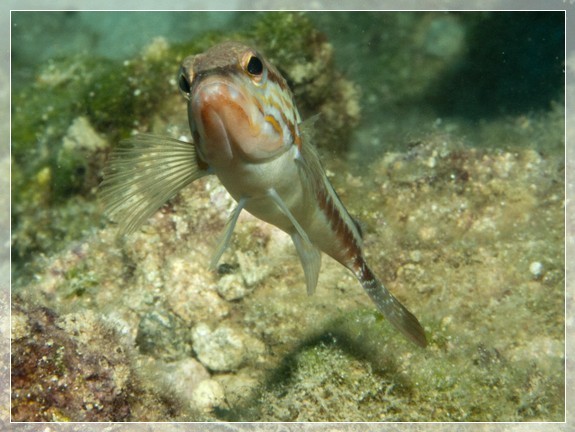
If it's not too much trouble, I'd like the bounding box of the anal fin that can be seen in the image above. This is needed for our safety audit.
[267,188,322,295]
[292,232,322,295]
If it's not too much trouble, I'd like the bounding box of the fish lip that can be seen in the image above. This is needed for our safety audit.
[190,74,290,165]
[190,76,249,118]
[191,73,245,100]
[189,76,247,167]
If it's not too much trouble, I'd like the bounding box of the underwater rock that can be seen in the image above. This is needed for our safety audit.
[57,115,109,196]
[235,250,272,288]
[191,379,227,413]
[135,310,193,361]
[160,357,211,402]
[11,304,132,422]
[216,273,251,302]
[163,255,231,324]
[215,250,272,301]
[191,323,247,372]
[215,370,261,408]
[529,261,544,278]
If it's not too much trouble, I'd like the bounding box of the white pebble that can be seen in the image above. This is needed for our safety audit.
[529,261,543,277]
[192,323,246,371]
[217,273,251,301]
[191,379,226,412]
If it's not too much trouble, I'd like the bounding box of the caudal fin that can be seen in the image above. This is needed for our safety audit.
[357,263,427,348]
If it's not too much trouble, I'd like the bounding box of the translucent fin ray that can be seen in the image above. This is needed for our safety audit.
[291,232,322,295]
[267,188,311,244]
[99,134,209,235]
[358,262,427,348]
[209,197,247,270]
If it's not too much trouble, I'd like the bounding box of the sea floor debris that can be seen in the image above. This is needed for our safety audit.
[12,121,564,421]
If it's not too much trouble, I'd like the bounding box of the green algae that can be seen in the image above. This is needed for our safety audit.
[258,341,409,422]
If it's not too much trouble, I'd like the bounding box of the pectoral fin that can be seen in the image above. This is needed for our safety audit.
[100,134,210,235]
[291,233,322,295]
[209,197,247,270]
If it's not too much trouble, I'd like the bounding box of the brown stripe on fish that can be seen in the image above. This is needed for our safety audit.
[280,110,299,146]
[316,186,363,267]
[353,253,368,278]
[293,127,302,148]
[263,69,299,120]
[251,96,297,146]
[262,86,299,128]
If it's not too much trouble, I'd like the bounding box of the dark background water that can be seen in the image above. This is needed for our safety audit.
[12,11,564,120]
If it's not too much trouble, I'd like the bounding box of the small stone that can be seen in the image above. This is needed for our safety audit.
[161,358,211,401]
[409,250,422,263]
[529,261,543,277]
[191,323,246,372]
[62,116,107,152]
[11,310,31,341]
[164,257,230,323]
[135,310,192,361]
[216,273,252,301]
[191,379,227,412]
[216,372,260,406]
[236,251,270,287]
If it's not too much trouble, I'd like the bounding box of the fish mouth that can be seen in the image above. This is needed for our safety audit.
[192,76,248,112]
[190,76,253,165]
[190,76,289,165]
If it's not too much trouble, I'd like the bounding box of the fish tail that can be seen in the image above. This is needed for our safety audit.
[355,260,427,347]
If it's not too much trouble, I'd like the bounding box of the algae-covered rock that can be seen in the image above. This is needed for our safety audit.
[11,304,133,421]
[135,309,194,361]
[257,341,410,422]
[11,302,202,422]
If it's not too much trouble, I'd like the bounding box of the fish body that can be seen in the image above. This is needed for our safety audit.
[101,41,427,347]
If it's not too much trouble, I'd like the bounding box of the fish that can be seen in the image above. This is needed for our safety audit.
[100,41,427,348]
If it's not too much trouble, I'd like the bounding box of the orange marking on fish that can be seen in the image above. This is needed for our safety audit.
[265,115,283,135]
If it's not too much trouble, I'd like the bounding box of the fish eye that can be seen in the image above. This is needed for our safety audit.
[178,70,191,97]
[246,56,263,76]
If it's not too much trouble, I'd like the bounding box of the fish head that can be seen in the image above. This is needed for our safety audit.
[178,42,301,168]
